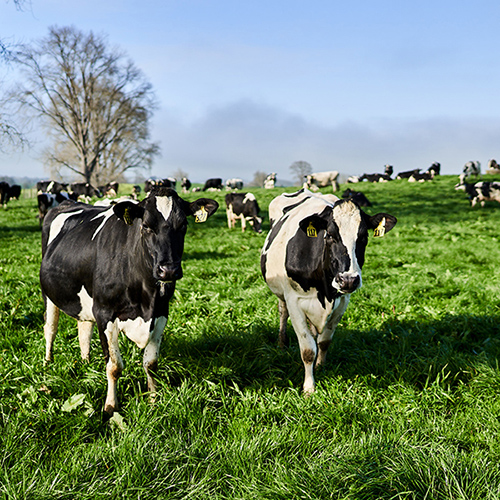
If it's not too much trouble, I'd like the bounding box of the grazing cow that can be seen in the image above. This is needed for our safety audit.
[40,187,219,415]
[181,177,191,193]
[98,182,119,197]
[69,182,102,199]
[225,178,244,190]
[455,181,500,207]
[396,169,420,180]
[37,191,78,225]
[359,173,391,183]
[225,192,263,233]
[37,180,68,194]
[263,173,277,189]
[203,178,223,191]
[261,188,396,393]
[459,161,481,184]
[305,171,340,192]
[341,188,372,207]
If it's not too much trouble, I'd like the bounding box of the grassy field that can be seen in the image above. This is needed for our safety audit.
[1,175,500,499]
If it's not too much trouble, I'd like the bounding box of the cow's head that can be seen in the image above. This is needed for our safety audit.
[113,187,218,284]
[298,199,397,295]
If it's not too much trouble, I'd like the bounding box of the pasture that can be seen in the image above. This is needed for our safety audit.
[1,176,500,499]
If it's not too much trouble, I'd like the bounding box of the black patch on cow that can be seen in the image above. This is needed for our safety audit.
[284,206,341,308]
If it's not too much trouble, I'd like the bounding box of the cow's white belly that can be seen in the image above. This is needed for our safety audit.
[115,317,154,349]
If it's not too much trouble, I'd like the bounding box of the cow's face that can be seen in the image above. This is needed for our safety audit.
[113,188,218,284]
[300,200,397,295]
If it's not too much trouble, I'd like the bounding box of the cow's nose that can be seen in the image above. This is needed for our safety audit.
[336,274,360,293]
[157,265,183,281]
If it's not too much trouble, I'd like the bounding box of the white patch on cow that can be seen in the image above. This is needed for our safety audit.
[47,209,84,245]
[156,196,173,221]
[91,207,115,240]
[243,192,256,203]
[114,316,154,349]
[77,286,95,321]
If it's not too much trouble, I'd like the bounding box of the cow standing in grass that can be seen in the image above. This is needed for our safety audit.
[261,189,397,393]
[455,181,500,207]
[225,192,263,233]
[40,187,218,415]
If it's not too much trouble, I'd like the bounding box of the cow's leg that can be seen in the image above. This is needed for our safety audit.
[44,298,60,364]
[102,321,123,415]
[77,320,94,362]
[143,316,167,399]
[240,214,246,232]
[226,206,233,229]
[287,301,317,394]
[316,295,350,368]
[278,298,289,349]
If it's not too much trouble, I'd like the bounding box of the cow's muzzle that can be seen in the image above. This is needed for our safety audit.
[334,273,361,294]
[156,264,183,282]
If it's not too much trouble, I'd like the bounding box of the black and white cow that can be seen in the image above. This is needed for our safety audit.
[359,173,391,183]
[261,188,396,393]
[426,162,441,176]
[98,181,119,197]
[132,185,142,200]
[203,178,223,191]
[263,173,277,189]
[225,192,263,233]
[40,187,219,415]
[408,172,434,182]
[305,171,340,192]
[37,180,68,194]
[0,181,10,207]
[384,165,394,177]
[225,178,244,190]
[460,161,481,184]
[181,177,192,193]
[396,169,420,180]
[37,191,78,225]
[69,182,102,199]
[455,181,500,207]
[8,184,21,200]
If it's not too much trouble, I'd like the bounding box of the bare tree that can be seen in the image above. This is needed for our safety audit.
[10,25,160,184]
[250,170,267,187]
[289,160,312,185]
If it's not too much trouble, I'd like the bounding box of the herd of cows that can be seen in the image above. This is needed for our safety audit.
[2,159,500,413]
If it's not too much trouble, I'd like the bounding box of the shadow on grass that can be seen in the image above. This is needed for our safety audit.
[157,312,500,393]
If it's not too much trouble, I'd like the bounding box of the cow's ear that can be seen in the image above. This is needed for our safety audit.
[298,214,329,238]
[365,212,397,237]
[186,198,219,223]
[113,201,145,225]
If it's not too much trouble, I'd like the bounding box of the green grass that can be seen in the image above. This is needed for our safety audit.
[2,176,500,499]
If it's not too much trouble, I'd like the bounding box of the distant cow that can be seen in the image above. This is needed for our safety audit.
[459,161,481,184]
[396,169,421,180]
[203,178,223,191]
[225,178,244,190]
[8,184,21,200]
[37,191,78,225]
[181,177,191,193]
[263,173,277,189]
[455,181,500,207]
[40,187,219,415]
[225,192,263,233]
[426,162,441,176]
[408,172,434,182]
[359,173,391,183]
[98,182,119,197]
[384,165,394,177]
[69,182,102,199]
[487,159,499,171]
[261,188,397,393]
[305,171,340,192]
[37,180,68,194]
[341,188,372,207]
[0,181,10,207]
[132,185,142,200]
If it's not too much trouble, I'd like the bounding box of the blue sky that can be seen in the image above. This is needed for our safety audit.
[1,0,500,183]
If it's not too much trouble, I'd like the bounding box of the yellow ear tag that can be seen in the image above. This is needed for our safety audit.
[195,205,208,223]
[374,217,386,238]
[123,207,133,225]
[306,221,318,238]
